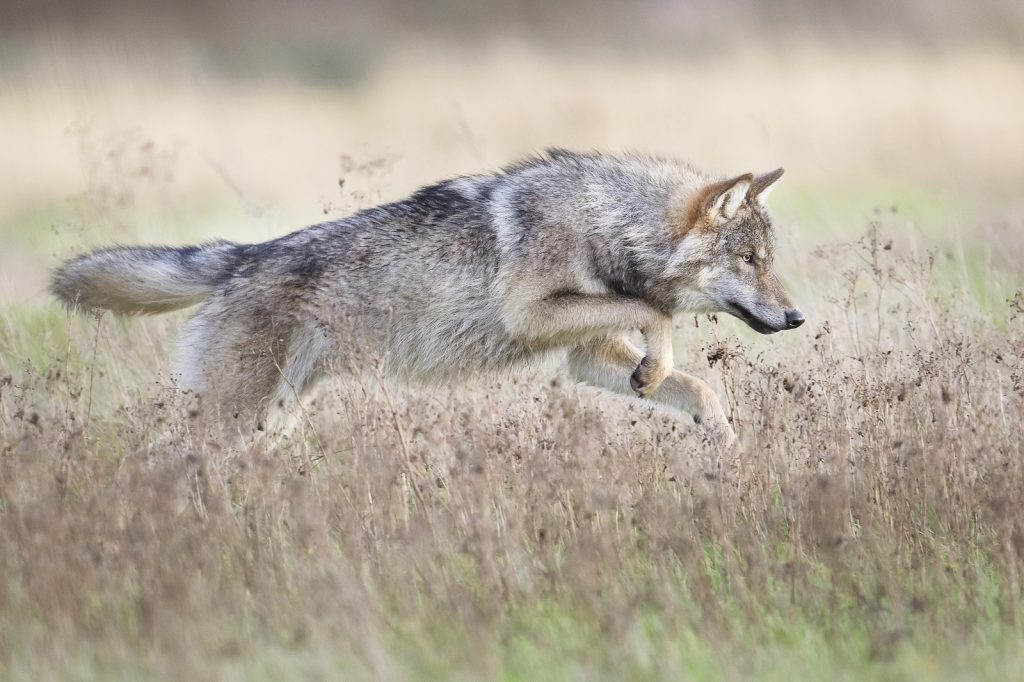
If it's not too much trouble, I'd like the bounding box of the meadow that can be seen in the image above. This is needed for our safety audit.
[1,27,1023,680]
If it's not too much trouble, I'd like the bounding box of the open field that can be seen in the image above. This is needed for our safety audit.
[2,12,1024,680]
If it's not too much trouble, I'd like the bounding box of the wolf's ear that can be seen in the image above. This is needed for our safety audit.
[747,168,784,205]
[678,173,753,236]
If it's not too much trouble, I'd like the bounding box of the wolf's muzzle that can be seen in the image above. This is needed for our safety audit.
[784,309,805,329]
[726,301,782,335]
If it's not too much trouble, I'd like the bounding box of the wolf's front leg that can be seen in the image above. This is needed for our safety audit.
[568,335,737,451]
[629,315,674,398]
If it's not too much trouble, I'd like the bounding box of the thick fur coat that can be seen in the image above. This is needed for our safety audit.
[52,150,804,446]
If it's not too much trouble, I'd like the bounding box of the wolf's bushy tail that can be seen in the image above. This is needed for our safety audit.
[51,240,242,315]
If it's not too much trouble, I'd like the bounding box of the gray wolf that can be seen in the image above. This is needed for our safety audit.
[52,150,804,448]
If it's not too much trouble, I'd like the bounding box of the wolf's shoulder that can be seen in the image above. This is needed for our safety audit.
[497,148,628,175]
[393,150,704,218]
[497,149,702,183]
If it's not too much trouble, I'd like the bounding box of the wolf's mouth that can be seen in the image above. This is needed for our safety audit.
[725,301,782,335]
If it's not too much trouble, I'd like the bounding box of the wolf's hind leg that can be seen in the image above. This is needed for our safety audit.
[263,325,331,441]
[174,304,329,446]
[568,335,737,450]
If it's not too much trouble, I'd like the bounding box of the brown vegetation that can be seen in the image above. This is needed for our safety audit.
[2,225,1022,678]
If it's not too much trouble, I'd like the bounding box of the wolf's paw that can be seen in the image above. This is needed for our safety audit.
[630,355,671,398]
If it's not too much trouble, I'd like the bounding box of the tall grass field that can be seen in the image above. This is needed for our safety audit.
[1,16,1023,679]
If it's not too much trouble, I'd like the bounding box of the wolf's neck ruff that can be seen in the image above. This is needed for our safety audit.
[52,150,802,449]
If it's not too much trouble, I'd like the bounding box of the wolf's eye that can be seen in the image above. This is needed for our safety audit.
[741,254,755,264]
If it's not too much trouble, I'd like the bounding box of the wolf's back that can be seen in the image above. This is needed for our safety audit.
[51,241,242,314]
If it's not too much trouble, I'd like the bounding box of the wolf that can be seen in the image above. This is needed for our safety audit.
[52,150,804,449]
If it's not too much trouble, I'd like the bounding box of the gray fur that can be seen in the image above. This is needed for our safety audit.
[51,150,804,447]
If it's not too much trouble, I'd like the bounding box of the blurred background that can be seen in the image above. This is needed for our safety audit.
[2,0,1023,309]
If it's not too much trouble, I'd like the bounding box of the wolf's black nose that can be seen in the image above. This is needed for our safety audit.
[785,309,805,329]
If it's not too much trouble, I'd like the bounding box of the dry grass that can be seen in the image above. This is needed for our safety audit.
[1,221,1022,679]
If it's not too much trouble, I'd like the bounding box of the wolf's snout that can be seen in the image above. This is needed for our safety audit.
[784,309,805,329]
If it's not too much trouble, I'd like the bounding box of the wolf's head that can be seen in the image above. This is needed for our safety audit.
[666,168,804,334]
